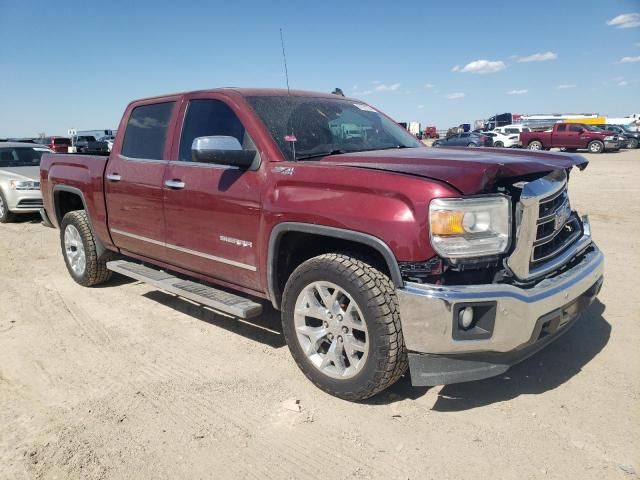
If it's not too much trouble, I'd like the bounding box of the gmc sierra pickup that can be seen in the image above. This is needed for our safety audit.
[521,122,622,153]
[40,88,604,400]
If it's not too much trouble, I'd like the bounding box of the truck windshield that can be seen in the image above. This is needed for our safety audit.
[245,96,422,161]
[0,147,47,167]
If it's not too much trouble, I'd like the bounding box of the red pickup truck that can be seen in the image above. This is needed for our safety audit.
[39,88,604,400]
[521,123,622,153]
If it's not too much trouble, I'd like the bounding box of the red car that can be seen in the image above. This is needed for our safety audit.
[40,136,71,153]
[39,88,604,400]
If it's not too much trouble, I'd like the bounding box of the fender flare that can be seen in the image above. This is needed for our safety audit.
[267,222,403,309]
[52,185,107,257]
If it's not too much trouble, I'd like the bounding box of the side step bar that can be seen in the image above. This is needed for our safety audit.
[107,260,262,319]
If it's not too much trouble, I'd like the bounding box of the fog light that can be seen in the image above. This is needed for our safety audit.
[458,307,474,330]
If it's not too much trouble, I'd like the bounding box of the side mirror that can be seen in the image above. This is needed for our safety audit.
[191,136,257,169]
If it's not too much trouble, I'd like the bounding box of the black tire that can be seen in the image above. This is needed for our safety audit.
[432,142,441,148]
[60,210,112,287]
[528,140,543,150]
[467,143,477,147]
[281,254,407,401]
[627,138,639,149]
[0,190,16,223]
[587,140,604,154]
[493,141,504,148]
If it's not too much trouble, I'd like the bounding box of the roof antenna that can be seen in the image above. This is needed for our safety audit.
[279,28,291,94]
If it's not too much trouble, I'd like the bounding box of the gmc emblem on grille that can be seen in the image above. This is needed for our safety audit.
[555,205,571,231]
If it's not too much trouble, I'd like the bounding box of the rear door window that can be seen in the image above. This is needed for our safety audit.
[569,125,582,133]
[122,102,175,160]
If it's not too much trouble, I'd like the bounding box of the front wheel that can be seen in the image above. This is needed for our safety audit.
[467,143,477,147]
[0,191,16,223]
[60,210,112,287]
[588,140,604,154]
[627,138,638,149]
[281,254,407,401]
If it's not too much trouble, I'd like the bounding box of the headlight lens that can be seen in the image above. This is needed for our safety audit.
[429,196,510,258]
[9,180,40,190]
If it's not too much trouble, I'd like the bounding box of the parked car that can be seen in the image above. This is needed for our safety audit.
[40,88,603,400]
[483,130,521,148]
[432,132,492,147]
[39,136,72,153]
[593,124,639,149]
[0,142,51,222]
[495,124,532,135]
[74,135,109,154]
[98,135,116,152]
[520,123,621,153]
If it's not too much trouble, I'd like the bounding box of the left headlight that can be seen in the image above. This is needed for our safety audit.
[9,180,40,190]
[429,196,511,258]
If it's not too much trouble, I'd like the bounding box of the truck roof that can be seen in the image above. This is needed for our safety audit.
[131,88,359,104]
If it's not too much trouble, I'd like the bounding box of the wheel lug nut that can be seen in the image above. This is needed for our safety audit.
[327,312,333,319]
[323,321,329,328]
[337,315,343,321]
[338,336,343,342]
[342,326,348,333]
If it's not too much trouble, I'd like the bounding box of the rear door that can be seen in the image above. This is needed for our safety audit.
[566,124,584,148]
[105,99,178,261]
[553,124,571,147]
[162,94,263,291]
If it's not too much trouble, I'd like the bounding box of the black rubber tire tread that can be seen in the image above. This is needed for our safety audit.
[494,141,504,148]
[588,140,604,154]
[281,253,408,401]
[60,210,112,287]
[0,190,16,223]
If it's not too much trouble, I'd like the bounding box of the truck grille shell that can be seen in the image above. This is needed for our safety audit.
[507,170,586,281]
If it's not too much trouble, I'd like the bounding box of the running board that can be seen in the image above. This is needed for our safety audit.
[106,260,262,319]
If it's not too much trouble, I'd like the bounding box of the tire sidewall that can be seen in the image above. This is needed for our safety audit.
[529,141,542,150]
[282,258,395,398]
[628,138,638,149]
[0,190,14,223]
[60,212,92,285]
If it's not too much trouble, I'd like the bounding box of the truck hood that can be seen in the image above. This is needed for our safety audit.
[0,166,40,182]
[314,147,588,194]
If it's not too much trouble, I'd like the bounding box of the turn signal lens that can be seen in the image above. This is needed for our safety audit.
[431,210,465,235]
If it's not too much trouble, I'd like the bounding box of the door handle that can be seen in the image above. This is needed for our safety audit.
[106,173,121,182]
[165,179,186,190]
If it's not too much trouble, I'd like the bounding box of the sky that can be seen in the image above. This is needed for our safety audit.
[1,0,639,137]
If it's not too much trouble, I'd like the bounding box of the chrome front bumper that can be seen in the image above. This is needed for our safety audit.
[398,244,603,356]
[398,243,603,385]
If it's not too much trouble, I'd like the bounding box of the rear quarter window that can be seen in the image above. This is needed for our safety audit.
[121,102,175,160]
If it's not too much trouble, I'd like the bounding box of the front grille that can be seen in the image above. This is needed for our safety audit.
[507,170,588,281]
[530,186,582,265]
[17,199,43,208]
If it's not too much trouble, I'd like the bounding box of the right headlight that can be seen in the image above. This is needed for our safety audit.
[429,196,511,258]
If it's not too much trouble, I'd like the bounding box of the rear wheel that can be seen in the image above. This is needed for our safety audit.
[588,140,604,154]
[528,140,543,150]
[60,210,112,287]
[493,141,504,148]
[281,254,407,401]
[0,191,15,223]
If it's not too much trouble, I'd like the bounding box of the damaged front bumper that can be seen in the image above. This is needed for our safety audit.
[397,243,604,386]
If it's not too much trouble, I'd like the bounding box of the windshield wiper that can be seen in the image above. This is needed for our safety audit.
[295,149,348,161]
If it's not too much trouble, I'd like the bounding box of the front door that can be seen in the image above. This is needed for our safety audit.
[162,95,263,291]
[106,100,178,261]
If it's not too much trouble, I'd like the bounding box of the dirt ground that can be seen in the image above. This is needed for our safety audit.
[1,148,639,480]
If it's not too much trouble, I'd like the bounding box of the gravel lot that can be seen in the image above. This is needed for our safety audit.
[1,148,638,480]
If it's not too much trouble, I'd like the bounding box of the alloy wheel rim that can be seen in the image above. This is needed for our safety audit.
[590,143,600,152]
[0,196,4,217]
[64,225,86,275]
[294,281,369,379]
